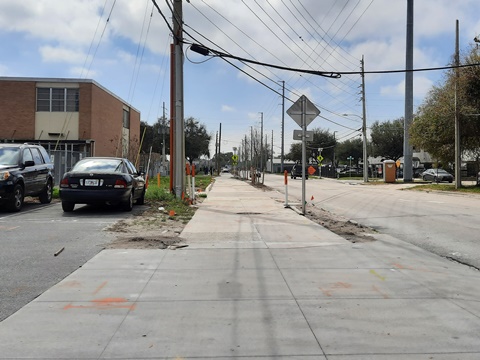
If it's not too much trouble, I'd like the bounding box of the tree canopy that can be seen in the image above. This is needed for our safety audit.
[184,117,211,163]
[370,118,404,161]
[410,44,480,165]
[139,117,211,163]
[336,137,363,166]
[286,128,336,163]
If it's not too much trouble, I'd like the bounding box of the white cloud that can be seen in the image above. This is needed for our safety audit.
[380,76,433,100]
[39,46,86,64]
[222,105,235,112]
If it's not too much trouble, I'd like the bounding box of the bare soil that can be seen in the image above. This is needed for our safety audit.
[303,204,376,243]
[104,200,196,249]
[105,181,375,249]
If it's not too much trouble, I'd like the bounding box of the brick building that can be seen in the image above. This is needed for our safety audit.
[0,77,141,182]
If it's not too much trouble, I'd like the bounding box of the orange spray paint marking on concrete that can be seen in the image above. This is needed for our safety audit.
[372,285,390,299]
[92,281,108,295]
[64,297,136,311]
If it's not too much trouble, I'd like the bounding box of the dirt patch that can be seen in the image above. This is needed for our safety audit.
[105,199,201,249]
[303,204,376,243]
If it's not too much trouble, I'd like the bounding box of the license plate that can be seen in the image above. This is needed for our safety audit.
[84,179,99,186]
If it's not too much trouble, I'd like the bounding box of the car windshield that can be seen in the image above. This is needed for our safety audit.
[72,159,123,173]
[434,169,449,174]
[0,148,20,166]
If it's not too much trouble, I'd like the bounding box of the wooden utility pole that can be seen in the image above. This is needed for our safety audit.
[173,0,185,198]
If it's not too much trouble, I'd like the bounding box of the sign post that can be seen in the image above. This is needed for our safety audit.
[347,156,354,177]
[287,95,320,215]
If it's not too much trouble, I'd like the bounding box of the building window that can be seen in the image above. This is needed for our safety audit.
[51,88,65,111]
[123,109,130,129]
[36,87,79,112]
[66,88,79,112]
[36,88,50,112]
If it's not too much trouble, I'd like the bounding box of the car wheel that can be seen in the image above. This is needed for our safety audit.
[62,201,75,212]
[136,188,146,205]
[39,179,53,204]
[8,184,24,212]
[434,176,438,183]
[123,191,134,211]
[422,175,427,181]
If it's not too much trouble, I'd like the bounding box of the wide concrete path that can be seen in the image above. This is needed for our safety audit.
[1,175,480,359]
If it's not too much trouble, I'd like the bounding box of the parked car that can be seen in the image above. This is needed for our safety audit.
[291,164,308,180]
[0,143,54,212]
[421,168,454,183]
[59,157,146,212]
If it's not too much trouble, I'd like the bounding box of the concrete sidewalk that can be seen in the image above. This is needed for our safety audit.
[1,175,480,359]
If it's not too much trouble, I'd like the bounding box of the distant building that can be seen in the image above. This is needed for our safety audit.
[0,77,140,182]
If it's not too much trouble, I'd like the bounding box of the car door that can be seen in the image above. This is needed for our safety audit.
[20,148,37,195]
[125,159,145,197]
[30,147,48,193]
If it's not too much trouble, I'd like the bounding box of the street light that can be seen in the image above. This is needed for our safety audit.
[343,113,368,182]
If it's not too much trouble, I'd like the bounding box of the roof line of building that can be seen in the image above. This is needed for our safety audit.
[0,76,140,114]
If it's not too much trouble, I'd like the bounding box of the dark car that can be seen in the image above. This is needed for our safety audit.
[421,168,454,183]
[290,164,308,180]
[0,143,54,212]
[59,157,146,212]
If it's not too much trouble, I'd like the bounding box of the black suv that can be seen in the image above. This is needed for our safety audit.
[0,143,54,212]
[290,163,308,180]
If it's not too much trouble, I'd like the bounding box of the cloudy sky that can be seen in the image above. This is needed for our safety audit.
[1,0,479,157]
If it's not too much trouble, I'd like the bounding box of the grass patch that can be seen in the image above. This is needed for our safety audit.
[145,175,213,221]
[407,183,480,194]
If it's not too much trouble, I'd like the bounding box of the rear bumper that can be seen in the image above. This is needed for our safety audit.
[59,188,131,204]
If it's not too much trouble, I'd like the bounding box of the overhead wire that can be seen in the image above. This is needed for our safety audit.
[127,0,153,103]
[187,1,362,120]
[56,0,116,152]
[263,0,359,98]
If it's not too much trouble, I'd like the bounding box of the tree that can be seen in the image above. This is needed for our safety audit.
[410,44,480,165]
[212,152,233,169]
[140,117,169,154]
[184,117,211,163]
[139,117,211,163]
[286,128,336,163]
[336,137,363,166]
[370,118,404,161]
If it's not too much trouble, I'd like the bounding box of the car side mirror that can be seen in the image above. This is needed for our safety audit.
[24,160,35,167]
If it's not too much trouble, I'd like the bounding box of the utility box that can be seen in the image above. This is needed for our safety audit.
[383,160,396,183]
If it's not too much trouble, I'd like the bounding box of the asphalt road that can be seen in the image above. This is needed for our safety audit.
[263,173,480,270]
[0,200,145,322]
